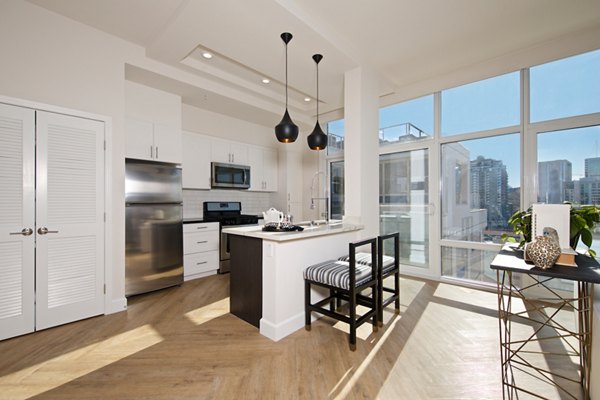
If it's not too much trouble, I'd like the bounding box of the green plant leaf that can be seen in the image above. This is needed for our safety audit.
[581,228,593,248]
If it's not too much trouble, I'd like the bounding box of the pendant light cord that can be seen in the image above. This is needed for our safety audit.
[285,42,288,109]
[316,61,319,119]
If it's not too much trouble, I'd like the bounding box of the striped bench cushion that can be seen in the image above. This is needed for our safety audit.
[338,252,396,273]
[303,260,373,290]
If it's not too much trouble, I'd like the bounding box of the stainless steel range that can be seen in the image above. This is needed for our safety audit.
[203,201,258,273]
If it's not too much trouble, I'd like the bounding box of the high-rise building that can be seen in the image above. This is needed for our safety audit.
[470,156,509,229]
[585,157,600,177]
[538,160,572,203]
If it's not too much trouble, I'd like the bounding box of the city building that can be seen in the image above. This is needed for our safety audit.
[470,156,509,230]
[538,160,572,203]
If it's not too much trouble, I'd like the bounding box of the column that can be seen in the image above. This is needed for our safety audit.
[343,66,380,238]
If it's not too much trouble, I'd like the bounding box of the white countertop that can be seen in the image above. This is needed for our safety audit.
[221,223,363,242]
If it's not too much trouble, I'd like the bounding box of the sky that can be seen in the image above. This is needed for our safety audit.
[327,48,600,189]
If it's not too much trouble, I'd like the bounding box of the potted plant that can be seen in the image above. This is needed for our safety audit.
[502,203,600,257]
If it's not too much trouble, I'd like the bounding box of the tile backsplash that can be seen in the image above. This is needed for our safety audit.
[183,189,277,219]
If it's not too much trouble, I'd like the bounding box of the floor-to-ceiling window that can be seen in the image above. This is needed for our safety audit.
[379,95,434,273]
[440,71,521,283]
[325,48,600,286]
[529,49,600,259]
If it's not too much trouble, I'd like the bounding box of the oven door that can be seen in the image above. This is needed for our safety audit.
[219,231,231,273]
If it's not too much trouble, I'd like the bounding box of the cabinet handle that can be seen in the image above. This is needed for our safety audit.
[10,228,33,236]
[37,227,58,235]
[196,261,207,265]
[197,240,208,244]
[150,146,153,158]
[196,226,207,230]
[232,154,234,163]
[156,146,159,159]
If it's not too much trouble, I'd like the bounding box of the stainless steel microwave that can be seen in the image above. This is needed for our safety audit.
[211,162,251,189]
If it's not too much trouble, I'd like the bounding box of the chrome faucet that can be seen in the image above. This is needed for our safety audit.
[310,170,329,224]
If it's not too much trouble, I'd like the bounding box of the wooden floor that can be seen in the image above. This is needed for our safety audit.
[0,274,583,399]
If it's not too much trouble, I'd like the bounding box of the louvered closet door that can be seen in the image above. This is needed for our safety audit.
[35,111,104,330]
[0,103,35,341]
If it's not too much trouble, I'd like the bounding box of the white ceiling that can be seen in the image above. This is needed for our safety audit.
[27,0,600,128]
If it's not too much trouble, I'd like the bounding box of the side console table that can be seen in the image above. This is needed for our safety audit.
[490,244,600,399]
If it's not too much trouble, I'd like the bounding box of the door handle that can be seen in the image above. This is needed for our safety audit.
[10,228,33,236]
[197,240,208,244]
[37,227,59,235]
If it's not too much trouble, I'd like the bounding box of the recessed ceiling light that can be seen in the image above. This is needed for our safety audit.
[202,52,213,59]
[262,78,270,84]
[304,97,311,102]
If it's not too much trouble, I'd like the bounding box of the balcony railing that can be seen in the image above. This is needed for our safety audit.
[326,122,429,154]
[379,122,428,144]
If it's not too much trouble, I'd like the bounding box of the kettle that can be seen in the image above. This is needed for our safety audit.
[263,207,284,224]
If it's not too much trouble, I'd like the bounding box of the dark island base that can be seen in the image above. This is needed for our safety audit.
[229,235,263,328]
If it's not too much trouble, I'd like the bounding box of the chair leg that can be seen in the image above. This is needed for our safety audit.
[372,282,378,332]
[394,271,400,314]
[377,271,384,327]
[329,288,336,312]
[349,288,357,351]
[305,280,312,331]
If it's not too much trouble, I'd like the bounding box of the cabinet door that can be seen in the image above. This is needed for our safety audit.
[154,123,182,164]
[230,142,248,165]
[35,111,105,330]
[182,132,211,189]
[125,117,154,161]
[247,146,264,191]
[0,103,35,341]
[210,138,232,163]
[263,148,278,192]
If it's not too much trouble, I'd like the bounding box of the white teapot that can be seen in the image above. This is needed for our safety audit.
[263,207,284,224]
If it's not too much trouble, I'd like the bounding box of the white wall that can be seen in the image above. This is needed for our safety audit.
[0,1,146,313]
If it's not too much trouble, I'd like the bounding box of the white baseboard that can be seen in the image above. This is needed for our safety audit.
[260,312,323,342]
[105,297,127,314]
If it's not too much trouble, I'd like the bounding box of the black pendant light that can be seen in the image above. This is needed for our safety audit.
[307,54,327,150]
[275,32,298,143]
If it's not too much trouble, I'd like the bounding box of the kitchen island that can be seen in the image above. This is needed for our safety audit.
[222,223,363,341]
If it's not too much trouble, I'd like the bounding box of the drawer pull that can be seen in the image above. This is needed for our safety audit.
[197,240,208,244]
[196,261,207,265]
[196,226,207,229]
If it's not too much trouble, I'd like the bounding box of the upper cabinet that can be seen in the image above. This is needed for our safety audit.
[182,131,211,189]
[248,146,278,192]
[211,138,248,165]
[125,117,182,163]
[125,81,182,164]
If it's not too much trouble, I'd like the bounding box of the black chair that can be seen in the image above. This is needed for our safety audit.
[337,232,400,325]
[377,232,400,324]
[303,237,378,351]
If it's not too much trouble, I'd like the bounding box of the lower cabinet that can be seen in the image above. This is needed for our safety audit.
[183,222,219,280]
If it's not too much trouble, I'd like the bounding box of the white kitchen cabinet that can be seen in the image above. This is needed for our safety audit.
[248,146,278,192]
[211,138,248,165]
[263,148,278,191]
[125,117,182,164]
[0,103,105,341]
[183,222,219,280]
[182,131,211,189]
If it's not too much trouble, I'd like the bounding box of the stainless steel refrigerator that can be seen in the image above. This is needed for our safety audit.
[125,160,183,297]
